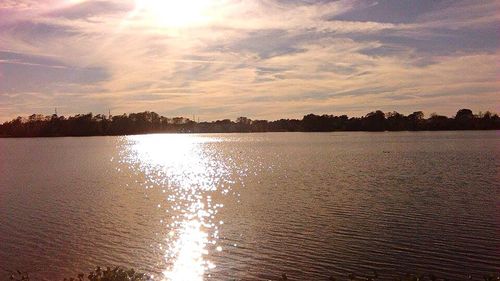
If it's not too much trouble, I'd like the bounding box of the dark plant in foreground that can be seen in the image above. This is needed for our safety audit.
[6,267,500,281]
[8,270,30,281]
[64,267,152,281]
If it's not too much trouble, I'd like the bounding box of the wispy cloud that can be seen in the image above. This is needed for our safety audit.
[0,0,498,121]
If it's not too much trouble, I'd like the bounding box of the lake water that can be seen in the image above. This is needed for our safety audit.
[0,131,499,280]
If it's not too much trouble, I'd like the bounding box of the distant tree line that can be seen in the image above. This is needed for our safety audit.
[0,109,498,137]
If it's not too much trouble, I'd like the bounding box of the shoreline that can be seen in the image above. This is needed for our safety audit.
[0,129,499,139]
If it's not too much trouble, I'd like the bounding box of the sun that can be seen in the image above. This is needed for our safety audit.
[134,0,217,28]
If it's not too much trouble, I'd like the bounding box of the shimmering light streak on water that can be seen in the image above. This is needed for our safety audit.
[119,134,233,281]
[0,132,499,281]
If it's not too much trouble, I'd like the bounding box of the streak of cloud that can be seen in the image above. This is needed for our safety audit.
[0,0,498,121]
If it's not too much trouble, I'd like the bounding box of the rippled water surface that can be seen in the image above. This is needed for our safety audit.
[0,132,499,280]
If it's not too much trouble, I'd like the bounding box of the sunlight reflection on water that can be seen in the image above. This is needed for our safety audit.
[119,134,233,281]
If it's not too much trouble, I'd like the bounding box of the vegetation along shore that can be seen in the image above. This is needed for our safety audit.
[1,109,498,137]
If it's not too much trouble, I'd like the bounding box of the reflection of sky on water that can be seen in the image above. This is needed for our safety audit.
[119,134,235,281]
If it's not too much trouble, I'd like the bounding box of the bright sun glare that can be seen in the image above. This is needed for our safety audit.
[134,0,216,27]
[123,135,226,281]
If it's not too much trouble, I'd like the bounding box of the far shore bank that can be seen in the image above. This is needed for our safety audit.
[1,108,498,138]
[0,128,499,139]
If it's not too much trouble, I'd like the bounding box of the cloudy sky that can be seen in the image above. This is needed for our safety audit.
[0,0,498,121]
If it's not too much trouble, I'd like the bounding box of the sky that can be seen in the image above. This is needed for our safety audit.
[0,0,499,121]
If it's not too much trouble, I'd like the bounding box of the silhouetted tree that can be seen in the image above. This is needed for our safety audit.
[251,120,269,132]
[236,117,252,132]
[455,108,474,130]
[427,113,451,130]
[1,108,498,137]
[408,111,424,130]
[363,110,386,131]
[386,111,406,131]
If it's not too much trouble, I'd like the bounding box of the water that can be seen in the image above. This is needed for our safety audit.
[0,131,499,280]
